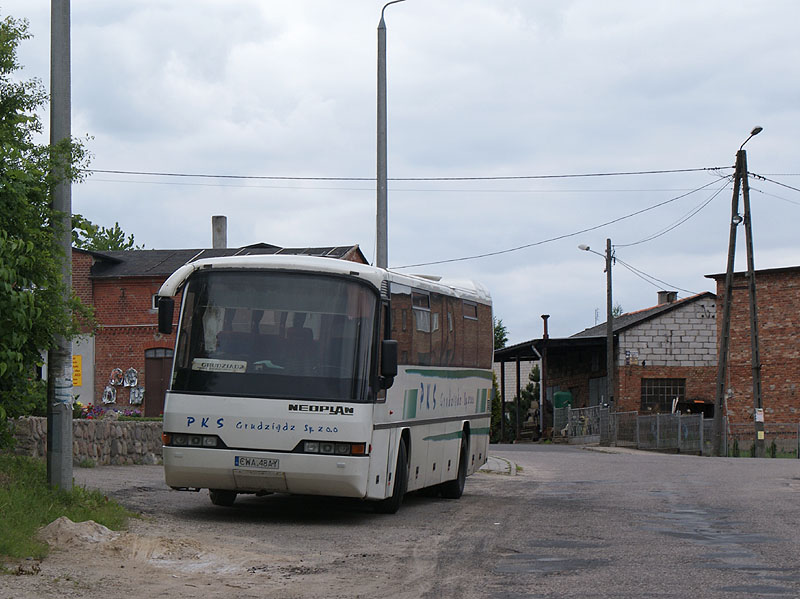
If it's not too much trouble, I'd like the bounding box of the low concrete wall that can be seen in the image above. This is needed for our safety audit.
[10,416,162,465]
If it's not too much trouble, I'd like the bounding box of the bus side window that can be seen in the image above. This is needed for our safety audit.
[411,290,431,366]
[390,282,413,366]
[477,303,493,369]
[430,293,443,366]
[462,300,478,367]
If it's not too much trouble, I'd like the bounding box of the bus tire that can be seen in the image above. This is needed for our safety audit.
[209,489,237,507]
[375,439,408,514]
[440,434,467,499]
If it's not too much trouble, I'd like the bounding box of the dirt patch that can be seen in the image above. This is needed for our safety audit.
[2,517,321,599]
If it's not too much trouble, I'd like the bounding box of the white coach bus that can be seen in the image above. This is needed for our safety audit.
[156,255,493,513]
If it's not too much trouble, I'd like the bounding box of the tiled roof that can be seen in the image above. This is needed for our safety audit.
[570,292,716,338]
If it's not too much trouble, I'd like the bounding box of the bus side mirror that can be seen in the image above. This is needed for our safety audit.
[157,296,174,335]
[380,339,398,389]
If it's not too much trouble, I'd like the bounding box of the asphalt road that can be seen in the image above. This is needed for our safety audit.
[71,444,800,598]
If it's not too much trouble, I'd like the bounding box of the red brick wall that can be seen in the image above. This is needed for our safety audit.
[616,364,716,413]
[92,277,178,413]
[717,270,800,424]
[72,250,93,306]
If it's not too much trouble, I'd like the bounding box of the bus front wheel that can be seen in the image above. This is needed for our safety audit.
[375,439,408,514]
[209,489,237,507]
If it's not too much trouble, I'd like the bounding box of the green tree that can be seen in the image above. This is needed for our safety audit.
[493,317,508,351]
[490,372,502,443]
[0,14,91,445]
[72,214,141,251]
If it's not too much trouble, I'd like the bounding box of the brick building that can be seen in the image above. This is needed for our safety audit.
[496,291,718,426]
[706,266,800,425]
[71,243,366,416]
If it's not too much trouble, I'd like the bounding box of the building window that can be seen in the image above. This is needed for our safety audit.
[641,378,685,413]
[151,294,159,310]
[463,301,478,320]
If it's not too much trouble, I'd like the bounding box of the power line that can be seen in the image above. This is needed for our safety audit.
[84,165,732,182]
[393,177,727,269]
[88,177,712,195]
[615,182,729,248]
[613,256,698,295]
[751,186,800,207]
[750,173,800,194]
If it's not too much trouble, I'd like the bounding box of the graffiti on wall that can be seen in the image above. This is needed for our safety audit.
[102,367,145,405]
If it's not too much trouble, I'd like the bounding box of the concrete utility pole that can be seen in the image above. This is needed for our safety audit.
[47,0,73,490]
[376,0,405,269]
[713,127,763,457]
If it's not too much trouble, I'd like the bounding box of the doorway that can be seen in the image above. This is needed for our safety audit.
[144,348,173,417]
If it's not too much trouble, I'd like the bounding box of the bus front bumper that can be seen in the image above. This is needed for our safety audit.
[163,446,371,498]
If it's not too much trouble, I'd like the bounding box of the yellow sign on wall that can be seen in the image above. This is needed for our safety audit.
[72,355,82,387]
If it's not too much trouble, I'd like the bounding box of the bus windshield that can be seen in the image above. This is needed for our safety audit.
[172,270,378,402]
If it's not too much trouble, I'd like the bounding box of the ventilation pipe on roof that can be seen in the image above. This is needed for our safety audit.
[658,291,678,305]
[212,215,227,249]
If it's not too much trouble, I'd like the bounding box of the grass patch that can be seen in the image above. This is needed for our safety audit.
[0,454,134,560]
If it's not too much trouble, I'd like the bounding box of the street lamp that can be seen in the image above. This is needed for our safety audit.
[713,126,763,457]
[579,239,615,409]
[376,0,406,269]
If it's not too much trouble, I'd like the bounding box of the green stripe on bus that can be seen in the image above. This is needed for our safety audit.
[422,427,491,442]
[423,431,463,442]
[405,369,493,381]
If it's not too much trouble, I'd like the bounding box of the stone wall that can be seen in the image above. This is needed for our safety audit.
[10,416,162,466]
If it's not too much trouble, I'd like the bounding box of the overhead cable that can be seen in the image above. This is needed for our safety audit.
[392,177,727,269]
[84,165,732,182]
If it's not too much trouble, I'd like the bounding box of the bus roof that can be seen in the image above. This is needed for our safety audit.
[157,254,491,305]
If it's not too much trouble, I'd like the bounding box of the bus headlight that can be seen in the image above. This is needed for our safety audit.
[299,441,367,456]
[163,433,223,448]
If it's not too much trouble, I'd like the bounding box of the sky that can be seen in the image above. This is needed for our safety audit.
[3,1,800,344]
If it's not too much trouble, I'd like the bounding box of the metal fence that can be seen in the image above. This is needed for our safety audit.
[564,408,716,456]
[554,407,569,439]
[567,406,604,444]
[555,407,800,458]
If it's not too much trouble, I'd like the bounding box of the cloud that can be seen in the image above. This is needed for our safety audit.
[2,0,799,344]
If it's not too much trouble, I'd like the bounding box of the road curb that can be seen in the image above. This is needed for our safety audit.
[479,455,516,476]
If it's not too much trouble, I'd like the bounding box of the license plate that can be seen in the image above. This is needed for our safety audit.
[234,456,280,470]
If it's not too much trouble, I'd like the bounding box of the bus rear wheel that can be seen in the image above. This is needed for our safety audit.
[209,489,237,506]
[375,439,408,514]
[440,434,467,499]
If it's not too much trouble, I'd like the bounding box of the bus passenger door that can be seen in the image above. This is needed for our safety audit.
[366,426,395,500]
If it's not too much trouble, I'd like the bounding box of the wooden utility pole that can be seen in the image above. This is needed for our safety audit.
[605,238,614,410]
[740,149,765,458]
[713,127,763,457]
